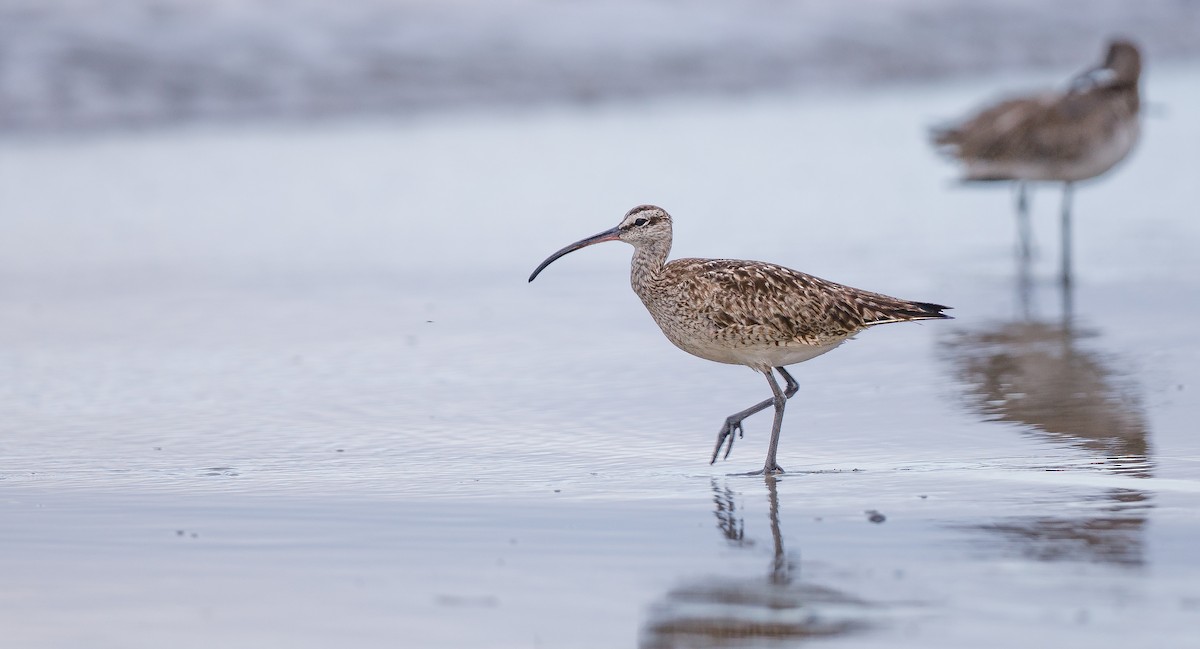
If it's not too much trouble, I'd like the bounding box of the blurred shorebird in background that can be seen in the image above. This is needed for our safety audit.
[528,205,951,475]
[932,39,1142,284]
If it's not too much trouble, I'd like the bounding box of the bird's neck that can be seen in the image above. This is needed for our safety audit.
[630,241,670,297]
[1121,81,1141,114]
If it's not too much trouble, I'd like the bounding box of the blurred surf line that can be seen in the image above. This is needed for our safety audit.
[2,0,1199,134]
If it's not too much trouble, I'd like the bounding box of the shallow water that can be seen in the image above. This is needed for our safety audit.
[2,66,1199,647]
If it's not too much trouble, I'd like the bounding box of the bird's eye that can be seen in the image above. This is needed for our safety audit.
[634,218,648,226]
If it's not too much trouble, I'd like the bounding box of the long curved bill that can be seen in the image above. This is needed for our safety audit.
[528,226,621,282]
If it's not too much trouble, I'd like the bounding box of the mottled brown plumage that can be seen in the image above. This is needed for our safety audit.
[529,205,951,474]
[933,39,1141,183]
[642,258,949,369]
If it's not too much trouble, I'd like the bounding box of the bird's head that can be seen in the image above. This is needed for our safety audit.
[528,205,673,282]
[1103,39,1142,85]
[613,204,673,248]
[1070,39,1142,93]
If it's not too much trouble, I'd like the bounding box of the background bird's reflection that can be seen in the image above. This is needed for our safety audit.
[939,254,1152,564]
[640,477,871,648]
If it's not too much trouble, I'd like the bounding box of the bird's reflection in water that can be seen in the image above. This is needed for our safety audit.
[940,253,1152,564]
[640,477,872,648]
[974,490,1150,565]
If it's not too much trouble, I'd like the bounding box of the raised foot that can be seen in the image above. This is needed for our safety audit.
[710,418,746,464]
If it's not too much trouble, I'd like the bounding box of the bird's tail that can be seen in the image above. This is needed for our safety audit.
[929,124,959,146]
[864,299,954,326]
[902,301,954,321]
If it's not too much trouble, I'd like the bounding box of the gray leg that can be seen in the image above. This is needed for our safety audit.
[1015,181,1033,263]
[711,396,774,464]
[759,371,788,475]
[775,366,799,399]
[710,367,799,464]
[1060,182,1074,288]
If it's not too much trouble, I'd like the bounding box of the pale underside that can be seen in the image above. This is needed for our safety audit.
[671,336,846,372]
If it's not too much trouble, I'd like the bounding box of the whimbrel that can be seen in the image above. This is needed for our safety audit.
[932,39,1142,283]
[528,205,951,474]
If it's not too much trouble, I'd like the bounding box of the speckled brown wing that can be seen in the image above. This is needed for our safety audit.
[666,259,950,347]
[936,87,1130,165]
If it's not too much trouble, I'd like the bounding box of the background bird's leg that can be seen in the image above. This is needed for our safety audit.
[1060,181,1074,288]
[1015,181,1033,263]
[760,370,788,475]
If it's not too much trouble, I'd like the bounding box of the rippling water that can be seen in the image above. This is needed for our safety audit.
[2,61,1199,646]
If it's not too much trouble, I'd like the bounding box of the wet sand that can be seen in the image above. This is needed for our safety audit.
[2,65,1199,647]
